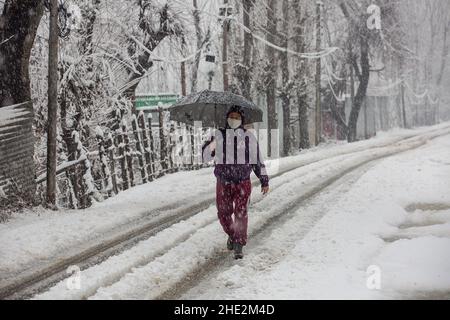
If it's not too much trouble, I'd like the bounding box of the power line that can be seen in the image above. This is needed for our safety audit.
[170,0,339,59]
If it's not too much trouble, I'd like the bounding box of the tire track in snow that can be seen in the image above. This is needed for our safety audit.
[179,160,380,299]
[33,139,374,299]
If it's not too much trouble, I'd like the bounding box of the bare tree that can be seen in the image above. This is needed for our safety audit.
[265,0,278,157]
[435,3,450,88]
[0,0,45,200]
[191,0,202,94]
[58,0,102,209]
[338,1,370,142]
[293,0,310,149]
[279,0,293,156]
[124,2,184,102]
[233,0,254,99]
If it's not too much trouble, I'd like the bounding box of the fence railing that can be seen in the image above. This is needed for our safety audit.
[35,109,211,209]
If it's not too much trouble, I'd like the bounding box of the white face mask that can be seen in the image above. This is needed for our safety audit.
[227,118,242,129]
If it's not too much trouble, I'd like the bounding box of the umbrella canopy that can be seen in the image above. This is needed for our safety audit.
[168,90,263,128]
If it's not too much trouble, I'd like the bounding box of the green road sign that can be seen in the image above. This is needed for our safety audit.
[135,94,179,110]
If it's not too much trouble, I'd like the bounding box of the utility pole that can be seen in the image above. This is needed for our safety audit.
[242,0,253,99]
[315,1,322,146]
[222,19,229,91]
[219,0,233,91]
[46,0,58,208]
[401,83,407,128]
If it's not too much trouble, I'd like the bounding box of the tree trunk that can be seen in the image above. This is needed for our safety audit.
[265,0,277,158]
[191,0,202,93]
[106,133,119,195]
[234,0,253,100]
[436,22,449,87]
[125,4,181,109]
[401,83,407,128]
[0,1,43,200]
[347,37,370,143]
[280,0,291,156]
[293,0,310,149]
[0,0,44,107]
[314,2,322,146]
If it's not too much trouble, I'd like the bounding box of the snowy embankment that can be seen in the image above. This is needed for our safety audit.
[1,123,448,282]
[32,124,450,299]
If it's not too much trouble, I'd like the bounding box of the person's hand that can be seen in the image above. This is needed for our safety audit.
[261,186,269,195]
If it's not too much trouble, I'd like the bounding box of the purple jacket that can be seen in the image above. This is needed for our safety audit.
[202,127,269,187]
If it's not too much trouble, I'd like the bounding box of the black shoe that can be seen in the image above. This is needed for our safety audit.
[227,237,234,251]
[233,243,244,259]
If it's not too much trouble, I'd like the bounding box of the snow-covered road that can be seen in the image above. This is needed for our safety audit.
[20,124,450,300]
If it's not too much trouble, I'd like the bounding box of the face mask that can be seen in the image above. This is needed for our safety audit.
[227,118,242,129]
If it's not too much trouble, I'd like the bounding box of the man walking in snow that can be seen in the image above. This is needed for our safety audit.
[202,106,270,259]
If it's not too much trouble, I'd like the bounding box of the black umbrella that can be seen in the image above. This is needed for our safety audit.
[168,90,263,128]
